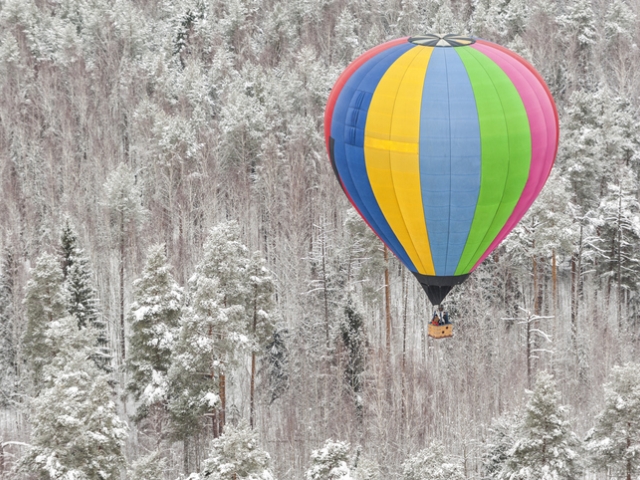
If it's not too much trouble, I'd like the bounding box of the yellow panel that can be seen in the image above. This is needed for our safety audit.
[364,46,435,275]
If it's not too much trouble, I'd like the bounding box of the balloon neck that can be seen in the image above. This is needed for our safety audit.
[412,273,470,305]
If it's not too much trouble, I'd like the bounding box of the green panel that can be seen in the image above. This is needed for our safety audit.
[454,47,531,275]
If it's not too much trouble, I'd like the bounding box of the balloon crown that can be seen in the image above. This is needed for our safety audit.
[408,34,475,47]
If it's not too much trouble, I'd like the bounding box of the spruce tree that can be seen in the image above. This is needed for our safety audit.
[305,440,353,480]
[18,316,128,479]
[341,298,366,421]
[264,327,289,404]
[23,252,68,387]
[500,372,582,479]
[127,243,183,417]
[586,363,640,480]
[60,218,110,370]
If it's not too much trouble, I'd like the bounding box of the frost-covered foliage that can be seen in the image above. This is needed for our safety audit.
[127,243,183,413]
[169,221,257,436]
[306,440,353,480]
[482,412,520,479]
[341,298,366,397]
[22,252,68,386]
[586,363,640,479]
[263,327,289,404]
[402,443,465,480]
[197,422,275,480]
[499,372,582,479]
[18,316,128,479]
[103,163,146,237]
[60,218,110,370]
[128,450,167,480]
[0,248,18,405]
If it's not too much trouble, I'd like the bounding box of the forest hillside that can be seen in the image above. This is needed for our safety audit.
[2,0,640,478]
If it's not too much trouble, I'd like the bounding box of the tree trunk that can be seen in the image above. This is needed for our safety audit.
[120,213,125,361]
[219,372,226,435]
[384,246,392,358]
[183,436,189,474]
[526,314,532,390]
[321,229,329,349]
[618,192,623,331]
[250,288,257,429]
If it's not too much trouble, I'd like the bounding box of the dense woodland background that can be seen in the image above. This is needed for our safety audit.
[2,0,640,478]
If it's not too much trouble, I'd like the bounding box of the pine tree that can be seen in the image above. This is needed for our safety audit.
[402,443,465,480]
[499,372,582,479]
[18,316,128,479]
[586,363,640,480]
[22,252,68,387]
[127,244,183,418]
[60,218,110,370]
[305,440,353,480]
[169,221,251,442]
[0,248,18,406]
[199,421,275,480]
[104,162,146,361]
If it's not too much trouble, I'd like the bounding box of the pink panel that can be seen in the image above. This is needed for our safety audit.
[470,41,559,270]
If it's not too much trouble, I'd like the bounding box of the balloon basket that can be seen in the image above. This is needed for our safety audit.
[428,323,453,339]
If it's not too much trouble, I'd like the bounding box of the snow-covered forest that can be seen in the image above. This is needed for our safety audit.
[2,0,640,477]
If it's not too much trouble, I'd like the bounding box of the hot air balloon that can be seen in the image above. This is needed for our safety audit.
[325,34,559,316]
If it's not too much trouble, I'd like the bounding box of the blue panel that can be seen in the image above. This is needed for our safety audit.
[331,43,416,270]
[420,48,481,275]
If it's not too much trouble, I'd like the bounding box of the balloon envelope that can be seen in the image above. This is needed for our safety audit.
[325,34,559,305]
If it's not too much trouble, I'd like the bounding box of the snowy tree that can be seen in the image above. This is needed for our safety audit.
[246,250,276,427]
[594,170,640,301]
[22,252,68,387]
[499,372,582,479]
[0,248,18,405]
[128,450,167,480]
[263,327,289,404]
[60,218,110,371]
[341,298,366,420]
[402,443,465,480]
[127,243,183,419]
[104,162,146,360]
[18,316,128,479]
[586,363,640,479]
[197,421,275,480]
[482,413,519,480]
[305,440,353,480]
[169,221,251,442]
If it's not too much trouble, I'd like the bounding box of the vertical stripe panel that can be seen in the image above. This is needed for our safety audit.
[365,47,435,275]
[331,44,416,269]
[420,48,481,276]
[454,47,531,275]
[469,42,558,270]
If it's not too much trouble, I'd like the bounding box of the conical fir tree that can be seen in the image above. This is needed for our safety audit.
[127,244,183,415]
[23,252,68,387]
[18,316,128,479]
[60,219,110,370]
[500,372,582,479]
